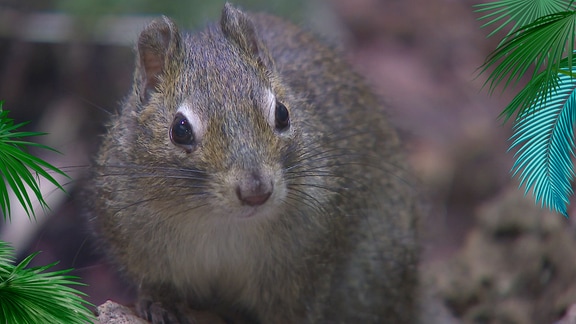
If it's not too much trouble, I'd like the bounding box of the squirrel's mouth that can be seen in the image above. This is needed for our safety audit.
[234,202,274,219]
[226,199,279,220]
[236,208,259,218]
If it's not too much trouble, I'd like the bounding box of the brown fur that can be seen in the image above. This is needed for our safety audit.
[89,3,419,323]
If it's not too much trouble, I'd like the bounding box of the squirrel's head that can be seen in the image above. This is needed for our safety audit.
[118,3,317,221]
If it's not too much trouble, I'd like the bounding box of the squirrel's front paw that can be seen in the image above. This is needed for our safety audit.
[137,298,187,324]
[136,297,227,324]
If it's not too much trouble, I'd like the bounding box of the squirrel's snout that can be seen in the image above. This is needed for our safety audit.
[235,171,273,206]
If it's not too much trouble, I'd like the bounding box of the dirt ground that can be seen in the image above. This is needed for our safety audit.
[1,0,576,323]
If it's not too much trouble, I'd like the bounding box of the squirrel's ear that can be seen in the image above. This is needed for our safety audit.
[137,16,182,103]
[220,3,263,66]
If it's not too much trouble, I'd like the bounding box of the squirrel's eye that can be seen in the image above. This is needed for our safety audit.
[170,113,194,150]
[275,101,290,131]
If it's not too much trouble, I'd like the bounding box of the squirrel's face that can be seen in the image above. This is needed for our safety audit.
[117,13,314,222]
[160,68,295,219]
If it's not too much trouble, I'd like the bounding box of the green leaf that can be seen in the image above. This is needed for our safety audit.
[0,102,69,220]
[509,68,576,216]
[0,243,95,323]
[500,66,558,121]
[480,10,576,121]
[476,0,574,40]
[0,170,11,220]
[0,103,91,323]
[0,242,14,277]
[5,144,67,191]
[0,152,36,217]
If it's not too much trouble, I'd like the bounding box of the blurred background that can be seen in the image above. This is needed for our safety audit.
[1,0,575,323]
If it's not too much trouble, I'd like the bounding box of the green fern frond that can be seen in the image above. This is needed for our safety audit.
[475,0,574,40]
[0,101,68,220]
[480,10,576,121]
[510,68,576,217]
[0,103,94,323]
[0,241,96,323]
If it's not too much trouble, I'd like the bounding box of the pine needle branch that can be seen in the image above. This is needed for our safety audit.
[0,103,95,322]
[0,241,96,323]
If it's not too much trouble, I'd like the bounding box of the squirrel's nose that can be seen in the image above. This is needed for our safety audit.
[236,171,273,206]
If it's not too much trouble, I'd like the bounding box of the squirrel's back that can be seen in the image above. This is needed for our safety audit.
[90,3,419,323]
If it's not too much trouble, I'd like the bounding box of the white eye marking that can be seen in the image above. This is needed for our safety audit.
[176,103,205,140]
[265,88,277,128]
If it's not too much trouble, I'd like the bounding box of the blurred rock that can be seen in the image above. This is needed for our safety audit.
[97,301,147,324]
[426,188,576,323]
[97,300,230,324]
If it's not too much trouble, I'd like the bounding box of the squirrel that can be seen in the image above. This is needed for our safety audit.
[89,3,420,323]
